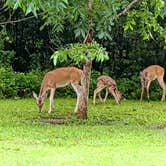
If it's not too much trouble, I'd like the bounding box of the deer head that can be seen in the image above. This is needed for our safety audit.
[108,86,122,104]
[33,92,46,112]
[116,90,122,104]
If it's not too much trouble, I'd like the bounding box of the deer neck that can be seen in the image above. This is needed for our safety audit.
[39,81,46,98]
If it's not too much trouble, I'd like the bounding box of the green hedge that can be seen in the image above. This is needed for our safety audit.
[117,76,163,100]
[0,67,163,100]
[0,68,42,98]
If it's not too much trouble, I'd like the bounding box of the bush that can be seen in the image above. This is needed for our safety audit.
[0,68,163,100]
[15,71,43,97]
[89,70,101,97]
[117,75,163,100]
[0,68,43,98]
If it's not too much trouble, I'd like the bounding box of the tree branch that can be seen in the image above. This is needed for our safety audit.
[0,12,44,25]
[0,6,7,12]
[117,0,142,17]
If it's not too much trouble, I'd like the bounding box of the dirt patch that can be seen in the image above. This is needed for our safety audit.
[151,124,166,130]
[39,118,65,124]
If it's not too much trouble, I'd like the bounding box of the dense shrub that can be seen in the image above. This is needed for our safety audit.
[117,76,140,100]
[0,67,163,100]
[0,68,42,98]
[89,70,101,96]
[117,75,163,100]
[0,50,15,68]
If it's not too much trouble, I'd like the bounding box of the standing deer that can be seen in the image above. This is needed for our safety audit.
[140,65,166,101]
[33,67,83,113]
[93,75,121,105]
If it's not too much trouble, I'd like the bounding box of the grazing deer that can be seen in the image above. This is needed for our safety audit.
[93,75,121,105]
[140,65,166,101]
[33,67,83,113]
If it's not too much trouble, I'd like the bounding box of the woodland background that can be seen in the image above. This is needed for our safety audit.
[0,1,166,100]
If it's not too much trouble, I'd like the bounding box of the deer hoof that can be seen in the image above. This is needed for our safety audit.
[48,109,54,114]
[74,109,78,113]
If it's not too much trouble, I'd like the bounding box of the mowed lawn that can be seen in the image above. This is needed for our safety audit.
[1,98,166,166]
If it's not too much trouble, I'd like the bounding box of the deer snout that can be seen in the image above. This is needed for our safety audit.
[37,102,44,113]
[116,92,122,104]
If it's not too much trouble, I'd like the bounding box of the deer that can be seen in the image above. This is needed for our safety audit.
[93,75,121,105]
[33,67,83,113]
[140,65,166,101]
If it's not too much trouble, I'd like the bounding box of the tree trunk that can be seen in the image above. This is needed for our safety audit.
[76,0,93,120]
[77,31,93,119]
[77,60,92,119]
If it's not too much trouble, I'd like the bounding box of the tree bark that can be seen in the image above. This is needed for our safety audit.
[77,60,92,119]
[76,30,93,119]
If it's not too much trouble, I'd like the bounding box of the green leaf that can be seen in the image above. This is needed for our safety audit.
[13,0,21,10]
[98,32,104,39]
[51,41,109,65]
[63,0,68,4]
[51,52,59,66]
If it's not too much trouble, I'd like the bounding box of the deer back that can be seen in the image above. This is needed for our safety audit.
[39,67,83,96]
[97,75,116,87]
[141,65,165,81]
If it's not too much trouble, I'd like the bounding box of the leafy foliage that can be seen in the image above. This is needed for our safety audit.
[5,0,166,42]
[124,0,166,43]
[0,67,42,98]
[0,66,163,100]
[51,41,109,66]
[0,28,15,68]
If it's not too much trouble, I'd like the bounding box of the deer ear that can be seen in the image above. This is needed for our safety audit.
[144,71,148,77]
[32,91,38,100]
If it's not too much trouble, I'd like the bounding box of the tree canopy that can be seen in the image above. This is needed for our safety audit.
[4,0,166,42]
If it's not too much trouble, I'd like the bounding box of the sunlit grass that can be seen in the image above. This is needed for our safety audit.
[0,98,166,165]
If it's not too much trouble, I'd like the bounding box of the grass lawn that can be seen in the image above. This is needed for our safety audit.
[1,98,166,166]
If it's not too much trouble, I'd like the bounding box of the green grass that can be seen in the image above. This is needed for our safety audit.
[1,98,166,166]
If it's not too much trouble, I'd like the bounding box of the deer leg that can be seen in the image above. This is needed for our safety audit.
[48,88,55,114]
[98,91,104,103]
[71,83,82,113]
[146,81,151,102]
[157,77,166,101]
[140,86,144,101]
[103,88,109,103]
[115,90,122,104]
[109,87,120,104]
[93,86,106,105]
